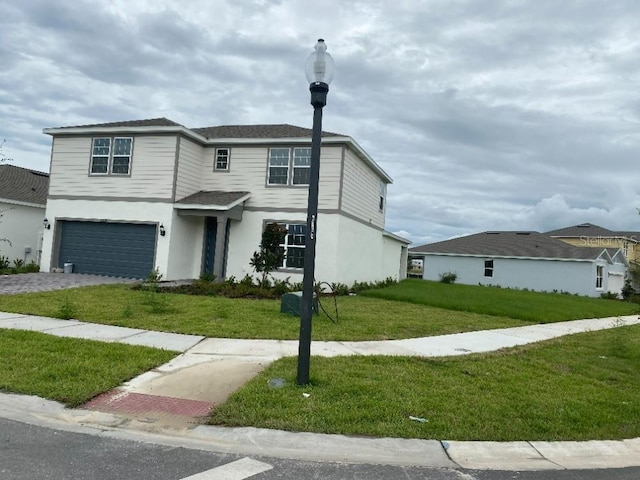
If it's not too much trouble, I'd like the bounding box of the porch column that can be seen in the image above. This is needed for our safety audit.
[213,216,227,281]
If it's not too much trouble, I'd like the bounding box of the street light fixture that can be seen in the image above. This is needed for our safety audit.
[297,39,335,385]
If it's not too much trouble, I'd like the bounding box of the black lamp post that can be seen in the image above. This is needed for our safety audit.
[297,39,335,385]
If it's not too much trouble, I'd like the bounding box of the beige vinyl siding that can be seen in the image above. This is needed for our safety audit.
[49,136,177,199]
[200,145,342,210]
[175,137,204,201]
[340,148,385,228]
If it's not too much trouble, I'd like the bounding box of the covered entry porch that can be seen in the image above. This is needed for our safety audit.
[174,191,250,281]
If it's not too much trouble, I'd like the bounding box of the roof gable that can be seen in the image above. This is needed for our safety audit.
[0,164,49,206]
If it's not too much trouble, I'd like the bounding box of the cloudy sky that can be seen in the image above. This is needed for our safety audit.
[1,0,639,245]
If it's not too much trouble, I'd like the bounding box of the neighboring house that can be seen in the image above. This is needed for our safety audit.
[409,231,627,297]
[0,165,49,265]
[40,118,409,282]
[546,223,640,267]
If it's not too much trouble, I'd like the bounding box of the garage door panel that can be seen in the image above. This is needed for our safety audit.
[58,221,156,278]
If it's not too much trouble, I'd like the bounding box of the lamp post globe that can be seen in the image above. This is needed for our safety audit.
[297,39,334,385]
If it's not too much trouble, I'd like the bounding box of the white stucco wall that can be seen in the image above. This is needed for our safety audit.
[0,201,45,265]
[224,211,405,285]
[41,199,173,277]
[421,254,615,297]
[166,212,205,280]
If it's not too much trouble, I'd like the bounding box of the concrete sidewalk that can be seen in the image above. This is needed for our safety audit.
[1,311,639,470]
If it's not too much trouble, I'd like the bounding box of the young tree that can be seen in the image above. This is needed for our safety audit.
[250,223,288,286]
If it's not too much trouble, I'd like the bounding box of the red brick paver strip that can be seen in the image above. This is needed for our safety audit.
[84,389,213,417]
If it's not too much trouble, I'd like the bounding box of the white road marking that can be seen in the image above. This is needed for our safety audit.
[181,457,273,480]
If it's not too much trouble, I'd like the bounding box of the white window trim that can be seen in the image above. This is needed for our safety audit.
[267,147,311,186]
[596,265,604,289]
[484,259,494,278]
[379,181,386,212]
[267,221,306,270]
[90,136,133,176]
[214,147,230,171]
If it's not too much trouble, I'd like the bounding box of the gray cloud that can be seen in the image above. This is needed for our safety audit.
[1,0,639,243]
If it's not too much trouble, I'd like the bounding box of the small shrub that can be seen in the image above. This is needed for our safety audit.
[0,255,9,270]
[330,282,350,296]
[56,297,76,320]
[621,279,634,301]
[25,261,40,273]
[272,277,292,296]
[600,291,619,300]
[12,258,24,269]
[438,272,457,284]
[199,272,216,283]
[142,268,163,292]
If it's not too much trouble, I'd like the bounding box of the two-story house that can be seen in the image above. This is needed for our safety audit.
[547,223,640,266]
[40,118,409,283]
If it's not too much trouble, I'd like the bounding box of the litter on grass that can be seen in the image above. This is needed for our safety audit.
[302,393,311,398]
[268,378,287,389]
[409,416,428,423]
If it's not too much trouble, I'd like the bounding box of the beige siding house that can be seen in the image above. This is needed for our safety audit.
[40,118,409,283]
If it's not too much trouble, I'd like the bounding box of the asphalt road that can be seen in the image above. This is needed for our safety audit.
[2,418,640,480]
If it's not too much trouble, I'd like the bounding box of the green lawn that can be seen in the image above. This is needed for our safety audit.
[210,324,640,441]
[362,279,638,321]
[0,281,636,341]
[1,279,638,441]
[0,329,176,407]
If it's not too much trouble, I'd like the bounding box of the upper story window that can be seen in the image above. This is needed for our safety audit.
[215,148,230,171]
[379,181,386,211]
[484,259,494,277]
[90,137,133,175]
[267,147,311,186]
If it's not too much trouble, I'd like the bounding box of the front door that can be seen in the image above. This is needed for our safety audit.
[203,217,217,276]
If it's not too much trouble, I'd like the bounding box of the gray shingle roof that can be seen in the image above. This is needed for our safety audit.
[50,117,184,129]
[0,165,49,206]
[192,124,342,139]
[46,118,344,140]
[410,231,606,260]
[546,223,616,237]
[547,223,640,242]
[175,191,250,207]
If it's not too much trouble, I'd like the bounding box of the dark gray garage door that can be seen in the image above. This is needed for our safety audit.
[58,221,156,278]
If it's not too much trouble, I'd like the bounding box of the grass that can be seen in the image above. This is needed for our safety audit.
[0,329,176,407]
[0,280,636,341]
[362,279,639,322]
[210,324,640,441]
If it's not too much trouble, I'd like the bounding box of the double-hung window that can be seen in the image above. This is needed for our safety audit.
[267,147,311,186]
[215,148,230,171]
[268,222,306,269]
[90,137,133,175]
[292,148,311,185]
[596,265,604,289]
[268,148,290,185]
[484,259,494,277]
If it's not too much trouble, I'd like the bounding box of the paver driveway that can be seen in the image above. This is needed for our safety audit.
[0,272,138,295]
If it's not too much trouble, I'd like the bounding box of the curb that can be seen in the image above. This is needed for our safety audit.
[1,392,639,471]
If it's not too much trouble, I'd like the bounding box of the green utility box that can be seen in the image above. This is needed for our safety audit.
[281,291,318,316]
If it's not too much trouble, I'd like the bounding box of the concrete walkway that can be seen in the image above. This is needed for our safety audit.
[1,311,639,470]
